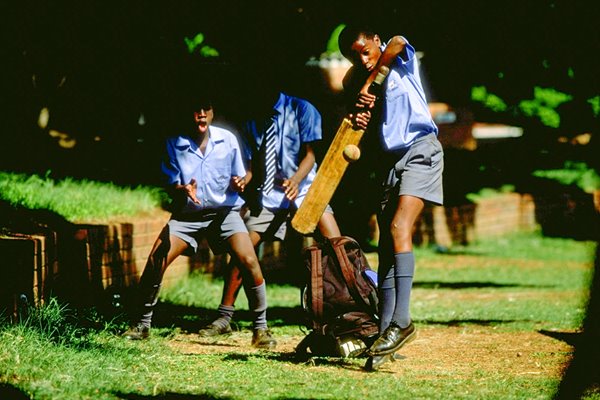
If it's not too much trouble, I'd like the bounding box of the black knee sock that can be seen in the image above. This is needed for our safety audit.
[391,252,415,329]
[249,281,267,330]
[139,284,160,328]
[378,264,396,333]
[214,304,235,327]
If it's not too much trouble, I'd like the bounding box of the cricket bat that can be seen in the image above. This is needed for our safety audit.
[291,66,389,234]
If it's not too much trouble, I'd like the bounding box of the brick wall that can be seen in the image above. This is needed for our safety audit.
[2,192,596,313]
[66,193,542,294]
[420,193,538,247]
[0,230,58,320]
[78,211,228,292]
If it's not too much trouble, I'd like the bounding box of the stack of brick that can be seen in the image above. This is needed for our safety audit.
[0,230,58,320]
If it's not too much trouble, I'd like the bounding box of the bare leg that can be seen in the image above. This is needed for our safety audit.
[318,212,341,238]
[134,226,188,328]
[221,231,262,305]
[227,232,271,332]
[367,195,423,360]
[199,231,264,336]
[390,195,425,253]
[377,194,425,329]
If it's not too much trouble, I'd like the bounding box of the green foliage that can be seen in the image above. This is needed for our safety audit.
[465,184,516,203]
[471,86,508,112]
[518,87,573,128]
[588,96,600,117]
[0,171,165,221]
[533,162,600,192]
[324,24,346,56]
[473,85,576,128]
[184,32,220,58]
[184,33,204,52]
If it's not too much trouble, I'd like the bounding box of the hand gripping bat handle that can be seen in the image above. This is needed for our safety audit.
[367,65,390,99]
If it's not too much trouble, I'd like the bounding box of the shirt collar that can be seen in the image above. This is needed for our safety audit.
[175,127,225,152]
[272,92,285,115]
[208,126,226,143]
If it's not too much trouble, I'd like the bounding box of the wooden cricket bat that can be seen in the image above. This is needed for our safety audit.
[292,66,389,234]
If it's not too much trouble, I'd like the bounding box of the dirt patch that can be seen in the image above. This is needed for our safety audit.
[167,325,574,376]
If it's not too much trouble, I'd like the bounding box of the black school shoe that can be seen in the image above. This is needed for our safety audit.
[367,321,416,356]
[251,328,277,350]
[122,323,150,340]
[364,353,402,371]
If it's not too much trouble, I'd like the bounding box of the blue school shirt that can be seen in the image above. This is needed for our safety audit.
[244,93,322,209]
[162,126,246,212]
[380,37,438,151]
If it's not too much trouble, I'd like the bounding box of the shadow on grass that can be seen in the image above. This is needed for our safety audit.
[538,329,582,347]
[147,300,540,334]
[0,383,30,400]
[554,242,600,399]
[223,350,367,372]
[414,281,551,289]
[417,318,533,326]
[114,392,233,399]
[149,303,307,333]
[222,350,402,376]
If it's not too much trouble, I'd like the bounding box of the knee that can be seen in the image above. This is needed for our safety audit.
[237,252,260,271]
[389,220,412,244]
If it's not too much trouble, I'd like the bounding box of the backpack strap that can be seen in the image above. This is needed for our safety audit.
[332,238,374,313]
[310,247,324,330]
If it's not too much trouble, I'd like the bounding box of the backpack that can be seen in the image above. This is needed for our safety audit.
[295,236,379,359]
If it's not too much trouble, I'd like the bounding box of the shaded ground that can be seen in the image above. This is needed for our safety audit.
[156,248,586,379]
[167,325,574,377]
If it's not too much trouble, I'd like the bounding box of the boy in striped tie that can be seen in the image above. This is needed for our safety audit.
[197,85,341,348]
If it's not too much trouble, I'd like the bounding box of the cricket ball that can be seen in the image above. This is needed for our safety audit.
[343,144,361,162]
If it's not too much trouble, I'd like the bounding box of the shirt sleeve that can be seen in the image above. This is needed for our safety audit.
[395,36,417,72]
[297,101,322,143]
[161,138,182,185]
[229,134,247,177]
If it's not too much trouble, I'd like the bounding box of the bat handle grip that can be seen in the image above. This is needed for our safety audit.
[367,65,390,97]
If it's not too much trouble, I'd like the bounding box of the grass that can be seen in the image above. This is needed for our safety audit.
[0,171,165,222]
[0,231,597,399]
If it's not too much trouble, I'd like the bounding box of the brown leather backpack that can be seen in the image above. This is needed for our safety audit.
[296,236,379,358]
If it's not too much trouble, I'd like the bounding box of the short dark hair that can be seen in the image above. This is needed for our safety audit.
[338,25,377,60]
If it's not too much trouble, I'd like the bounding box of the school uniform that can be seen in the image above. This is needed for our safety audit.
[378,37,444,210]
[374,36,445,337]
[162,126,248,254]
[243,92,333,240]
[136,126,249,328]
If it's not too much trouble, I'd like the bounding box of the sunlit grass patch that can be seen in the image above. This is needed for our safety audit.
[0,171,165,222]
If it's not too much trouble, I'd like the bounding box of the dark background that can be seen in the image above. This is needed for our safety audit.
[2,1,598,238]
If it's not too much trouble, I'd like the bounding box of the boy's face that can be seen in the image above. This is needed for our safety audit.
[349,34,382,72]
[193,105,214,135]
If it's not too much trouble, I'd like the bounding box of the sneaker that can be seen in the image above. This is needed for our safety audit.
[122,323,150,340]
[367,321,416,356]
[251,328,277,350]
[337,335,368,358]
[198,319,233,337]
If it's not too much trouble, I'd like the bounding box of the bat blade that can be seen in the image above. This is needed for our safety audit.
[292,118,365,234]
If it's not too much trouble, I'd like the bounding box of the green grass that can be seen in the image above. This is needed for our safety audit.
[0,231,597,399]
[0,171,165,222]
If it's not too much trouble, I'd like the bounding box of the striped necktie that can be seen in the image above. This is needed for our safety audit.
[262,118,277,195]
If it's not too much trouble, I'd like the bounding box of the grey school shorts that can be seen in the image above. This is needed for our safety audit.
[167,206,248,255]
[381,132,444,209]
[245,204,335,241]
